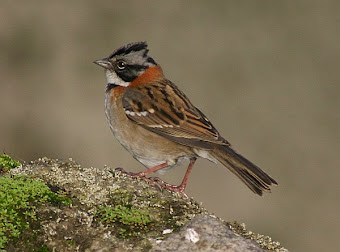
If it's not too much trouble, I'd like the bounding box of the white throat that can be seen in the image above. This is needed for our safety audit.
[105,70,130,87]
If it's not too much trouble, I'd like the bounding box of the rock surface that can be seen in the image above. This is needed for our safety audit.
[3,157,286,251]
[154,215,268,252]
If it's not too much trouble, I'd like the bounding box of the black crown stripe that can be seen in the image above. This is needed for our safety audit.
[109,42,148,58]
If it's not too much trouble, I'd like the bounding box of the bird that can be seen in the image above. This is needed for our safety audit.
[94,41,277,196]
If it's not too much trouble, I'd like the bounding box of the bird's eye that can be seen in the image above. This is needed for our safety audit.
[116,60,126,70]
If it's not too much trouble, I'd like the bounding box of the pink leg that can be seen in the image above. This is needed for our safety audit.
[137,163,169,177]
[115,158,197,195]
[150,158,197,194]
[115,162,169,177]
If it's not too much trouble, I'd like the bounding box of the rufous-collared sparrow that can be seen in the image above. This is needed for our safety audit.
[94,42,277,195]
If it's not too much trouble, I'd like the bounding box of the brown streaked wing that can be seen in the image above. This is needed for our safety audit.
[122,81,228,149]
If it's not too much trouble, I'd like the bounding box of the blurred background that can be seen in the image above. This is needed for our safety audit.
[1,1,339,251]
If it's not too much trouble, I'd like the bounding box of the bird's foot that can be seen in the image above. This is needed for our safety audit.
[148,177,188,197]
[114,167,146,177]
[114,168,188,197]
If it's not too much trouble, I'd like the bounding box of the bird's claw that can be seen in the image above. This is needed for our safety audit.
[114,168,188,196]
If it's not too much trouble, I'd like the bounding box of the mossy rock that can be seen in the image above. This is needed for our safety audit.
[0,174,70,250]
[0,154,21,172]
[1,157,286,251]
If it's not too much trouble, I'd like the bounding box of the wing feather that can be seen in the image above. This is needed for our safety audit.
[122,81,228,149]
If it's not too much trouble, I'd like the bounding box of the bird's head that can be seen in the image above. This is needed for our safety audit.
[94,42,162,88]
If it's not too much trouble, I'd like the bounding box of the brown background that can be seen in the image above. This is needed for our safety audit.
[1,1,339,251]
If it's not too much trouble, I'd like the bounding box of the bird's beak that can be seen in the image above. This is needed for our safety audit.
[93,58,112,69]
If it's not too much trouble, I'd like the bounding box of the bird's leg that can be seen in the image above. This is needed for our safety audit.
[138,163,169,176]
[150,158,197,194]
[115,162,169,177]
[115,158,197,195]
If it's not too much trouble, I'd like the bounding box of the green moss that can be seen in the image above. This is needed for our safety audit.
[0,154,21,172]
[0,175,70,250]
[95,186,206,242]
[97,205,153,239]
[35,245,51,252]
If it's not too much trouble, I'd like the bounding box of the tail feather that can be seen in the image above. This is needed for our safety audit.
[211,145,277,196]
